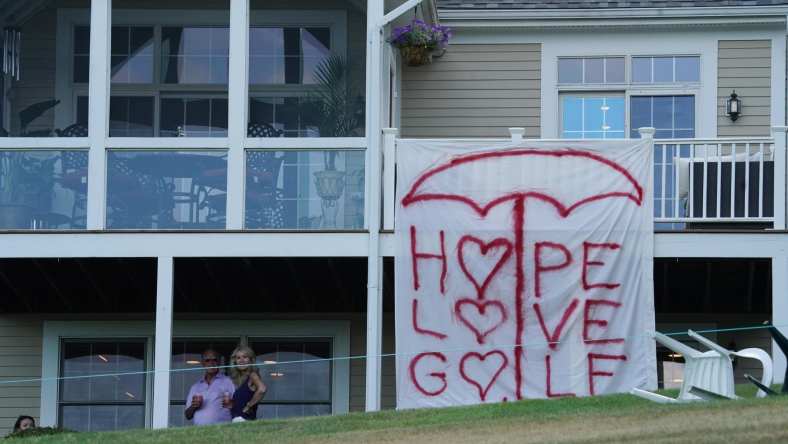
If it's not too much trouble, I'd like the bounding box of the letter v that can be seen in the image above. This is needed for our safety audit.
[533,298,579,350]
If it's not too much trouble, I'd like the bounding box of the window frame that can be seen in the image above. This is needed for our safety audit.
[41,320,351,428]
[558,92,627,139]
[57,8,348,140]
[57,338,149,432]
[556,54,702,140]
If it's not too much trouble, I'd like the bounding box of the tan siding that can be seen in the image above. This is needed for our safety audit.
[401,43,541,138]
[0,318,42,437]
[349,314,396,412]
[717,40,771,137]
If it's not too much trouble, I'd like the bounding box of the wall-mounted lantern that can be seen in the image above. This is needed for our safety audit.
[726,90,741,122]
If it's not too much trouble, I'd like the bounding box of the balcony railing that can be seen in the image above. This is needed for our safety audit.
[381,128,788,231]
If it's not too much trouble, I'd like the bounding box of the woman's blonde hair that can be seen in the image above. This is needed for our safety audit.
[229,345,258,386]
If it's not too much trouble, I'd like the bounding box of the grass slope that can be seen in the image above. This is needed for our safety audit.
[15,388,788,444]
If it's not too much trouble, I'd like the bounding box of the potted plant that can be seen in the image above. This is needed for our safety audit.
[390,19,451,67]
[307,55,364,227]
[0,152,57,228]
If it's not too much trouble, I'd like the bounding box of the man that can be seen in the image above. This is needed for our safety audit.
[185,349,236,425]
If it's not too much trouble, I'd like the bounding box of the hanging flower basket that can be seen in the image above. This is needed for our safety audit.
[390,19,451,67]
[400,45,433,67]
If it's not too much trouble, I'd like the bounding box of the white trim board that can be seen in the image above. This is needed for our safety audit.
[40,319,351,428]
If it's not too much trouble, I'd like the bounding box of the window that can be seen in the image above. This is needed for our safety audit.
[558,57,625,85]
[249,339,332,419]
[112,26,155,84]
[249,27,331,85]
[630,96,695,139]
[162,27,229,84]
[632,56,700,84]
[560,95,625,139]
[59,340,146,432]
[169,339,239,427]
[558,54,699,140]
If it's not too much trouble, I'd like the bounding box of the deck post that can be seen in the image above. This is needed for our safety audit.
[773,255,788,384]
[772,126,787,230]
[152,257,174,428]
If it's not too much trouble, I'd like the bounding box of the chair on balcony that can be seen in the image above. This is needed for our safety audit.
[246,150,285,229]
[106,154,165,228]
[631,329,773,403]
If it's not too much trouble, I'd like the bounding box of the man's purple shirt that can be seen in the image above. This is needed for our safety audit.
[186,373,236,425]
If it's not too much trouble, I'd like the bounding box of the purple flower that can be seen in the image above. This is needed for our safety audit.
[388,19,452,50]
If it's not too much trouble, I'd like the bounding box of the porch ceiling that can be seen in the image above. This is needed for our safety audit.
[0,257,394,315]
[0,0,51,27]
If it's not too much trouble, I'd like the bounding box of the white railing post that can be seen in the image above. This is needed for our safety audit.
[226,0,250,230]
[152,257,174,429]
[509,127,525,143]
[86,0,111,229]
[382,128,398,231]
[771,126,787,229]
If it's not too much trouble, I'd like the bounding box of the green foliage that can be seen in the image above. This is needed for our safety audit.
[5,427,73,440]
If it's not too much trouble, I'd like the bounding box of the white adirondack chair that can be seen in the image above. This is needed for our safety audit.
[630,330,773,403]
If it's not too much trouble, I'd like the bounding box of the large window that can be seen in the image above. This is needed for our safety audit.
[558,55,699,139]
[250,338,332,419]
[59,340,146,432]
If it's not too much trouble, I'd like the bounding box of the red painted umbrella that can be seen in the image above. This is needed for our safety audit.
[401,147,646,400]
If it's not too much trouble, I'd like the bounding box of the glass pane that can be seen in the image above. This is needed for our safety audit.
[0,151,88,229]
[61,405,145,432]
[653,96,674,131]
[675,56,700,82]
[106,151,227,229]
[583,98,605,135]
[632,57,651,83]
[605,57,625,83]
[110,97,155,137]
[653,57,673,82]
[244,150,365,229]
[249,1,365,137]
[111,27,154,83]
[674,96,695,134]
[561,96,582,132]
[558,58,582,84]
[160,98,228,137]
[162,27,229,84]
[583,58,604,84]
[630,96,652,137]
[250,339,332,406]
[1,2,90,137]
[605,97,625,136]
[60,341,145,403]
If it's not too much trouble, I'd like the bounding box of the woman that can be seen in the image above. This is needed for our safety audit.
[12,415,35,434]
[229,345,267,421]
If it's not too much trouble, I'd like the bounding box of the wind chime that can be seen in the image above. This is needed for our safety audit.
[2,28,21,81]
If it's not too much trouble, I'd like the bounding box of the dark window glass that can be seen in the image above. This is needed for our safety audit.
[160,98,228,137]
[249,27,330,85]
[248,339,332,420]
[630,95,695,139]
[109,97,155,137]
[73,26,91,83]
[59,340,146,432]
[111,27,154,83]
[161,27,229,84]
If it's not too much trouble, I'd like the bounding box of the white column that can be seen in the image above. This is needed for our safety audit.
[773,127,787,230]
[773,255,788,384]
[364,0,385,412]
[152,257,174,429]
[226,0,250,229]
[382,128,397,231]
[86,0,111,229]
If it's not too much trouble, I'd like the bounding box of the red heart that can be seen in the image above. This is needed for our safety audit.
[459,350,509,401]
[457,235,513,299]
[455,298,508,345]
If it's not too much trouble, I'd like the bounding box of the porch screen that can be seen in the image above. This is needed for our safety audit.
[395,138,656,408]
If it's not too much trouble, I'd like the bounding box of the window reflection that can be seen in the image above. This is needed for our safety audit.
[162,27,229,84]
[59,340,146,432]
[0,150,88,229]
[111,26,154,84]
[106,151,227,229]
[250,339,332,420]
[244,150,365,230]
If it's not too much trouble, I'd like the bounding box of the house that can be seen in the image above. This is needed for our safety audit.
[0,0,786,435]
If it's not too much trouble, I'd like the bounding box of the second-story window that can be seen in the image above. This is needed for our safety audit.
[558,55,699,140]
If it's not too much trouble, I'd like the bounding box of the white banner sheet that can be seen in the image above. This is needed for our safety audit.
[395,139,656,409]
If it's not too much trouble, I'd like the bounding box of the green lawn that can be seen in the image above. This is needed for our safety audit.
[13,386,788,444]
